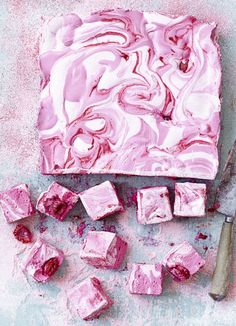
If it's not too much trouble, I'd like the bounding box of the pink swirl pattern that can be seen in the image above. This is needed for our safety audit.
[38,9,221,179]
[129,263,163,295]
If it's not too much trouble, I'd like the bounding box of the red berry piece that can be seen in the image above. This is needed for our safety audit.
[179,60,189,73]
[42,257,60,277]
[13,224,33,243]
[167,264,190,281]
[44,195,68,218]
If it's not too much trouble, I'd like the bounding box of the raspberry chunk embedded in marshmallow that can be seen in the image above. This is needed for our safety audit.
[22,239,64,282]
[79,181,124,221]
[80,231,127,269]
[37,182,79,221]
[163,241,205,281]
[174,182,206,217]
[129,263,163,295]
[137,186,173,224]
[68,276,113,320]
[0,184,35,223]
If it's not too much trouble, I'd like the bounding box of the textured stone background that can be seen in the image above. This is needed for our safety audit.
[0,1,235,325]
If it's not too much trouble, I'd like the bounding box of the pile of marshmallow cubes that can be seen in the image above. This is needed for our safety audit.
[0,180,207,321]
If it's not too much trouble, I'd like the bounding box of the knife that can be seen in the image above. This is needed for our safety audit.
[209,140,236,301]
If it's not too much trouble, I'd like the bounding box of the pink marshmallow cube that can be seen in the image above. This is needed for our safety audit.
[174,182,206,217]
[163,241,205,281]
[37,182,79,221]
[80,231,127,269]
[0,184,35,223]
[79,181,124,221]
[22,239,64,282]
[68,276,113,320]
[129,263,163,295]
[137,186,173,224]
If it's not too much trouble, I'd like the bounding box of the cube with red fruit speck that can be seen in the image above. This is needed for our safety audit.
[80,231,127,269]
[163,241,205,281]
[174,182,206,217]
[79,181,124,221]
[129,263,163,295]
[68,276,113,321]
[137,186,173,224]
[37,182,79,221]
[0,184,35,224]
[22,239,64,282]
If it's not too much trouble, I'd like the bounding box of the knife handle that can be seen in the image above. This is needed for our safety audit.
[209,221,233,301]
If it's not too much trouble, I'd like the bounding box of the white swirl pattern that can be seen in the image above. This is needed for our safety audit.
[38,10,221,179]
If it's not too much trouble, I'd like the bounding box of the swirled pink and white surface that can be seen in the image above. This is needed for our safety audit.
[38,9,221,179]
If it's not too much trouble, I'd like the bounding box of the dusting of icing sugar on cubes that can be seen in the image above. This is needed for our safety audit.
[129,263,163,295]
[163,241,205,281]
[174,182,206,217]
[0,184,35,223]
[137,186,173,224]
[68,276,113,320]
[36,182,79,221]
[80,231,127,269]
[22,239,64,282]
[79,181,124,221]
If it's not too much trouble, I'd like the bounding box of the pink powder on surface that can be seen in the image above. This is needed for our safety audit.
[101,223,117,233]
[38,224,47,234]
[37,212,48,234]
[195,232,208,240]
[126,191,137,208]
[68,227,77,239]
[77,221,87,238]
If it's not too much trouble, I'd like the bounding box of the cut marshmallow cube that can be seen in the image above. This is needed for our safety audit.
[37,182,79,221]
[163,241,205,281]
[22,239,64,282]
[174,182,206,217]
[129,263,163,295]
[79,181,124,221]
[68,276,113,320]
[0,184,35,223]
[80,231,127,269]
[137,186,173,224]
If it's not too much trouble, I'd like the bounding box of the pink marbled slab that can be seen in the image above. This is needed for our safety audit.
[38,9,221,180]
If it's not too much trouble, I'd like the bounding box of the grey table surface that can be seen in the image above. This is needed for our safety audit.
[0,0,235,325]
